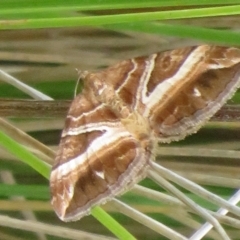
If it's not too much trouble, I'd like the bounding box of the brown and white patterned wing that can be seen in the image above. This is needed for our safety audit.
[50,93,150,221]
[142,45,240,142]
[98,45,240,142]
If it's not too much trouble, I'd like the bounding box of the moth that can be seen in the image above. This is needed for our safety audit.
[50,45,240,221]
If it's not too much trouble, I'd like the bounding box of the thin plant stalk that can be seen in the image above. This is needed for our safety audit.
[147,170,229,240]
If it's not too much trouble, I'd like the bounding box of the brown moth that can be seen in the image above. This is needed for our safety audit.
[50,45,240,221]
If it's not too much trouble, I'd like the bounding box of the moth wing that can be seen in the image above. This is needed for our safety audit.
[143,45,240,142]
[100,45,240,142]
[50,93,149,221]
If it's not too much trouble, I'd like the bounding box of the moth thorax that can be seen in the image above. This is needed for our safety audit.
[121,112,151,141]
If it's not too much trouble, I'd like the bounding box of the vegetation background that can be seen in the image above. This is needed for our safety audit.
[0,1,240,240]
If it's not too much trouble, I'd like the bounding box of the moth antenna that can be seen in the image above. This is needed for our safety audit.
[74,69,89,97]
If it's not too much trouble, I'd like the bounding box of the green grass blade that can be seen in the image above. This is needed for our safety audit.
[106,22,240,46]
[0,130,50,179]
[1,5,240,29]
[91,206,137,240]
[1,0,240,12]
